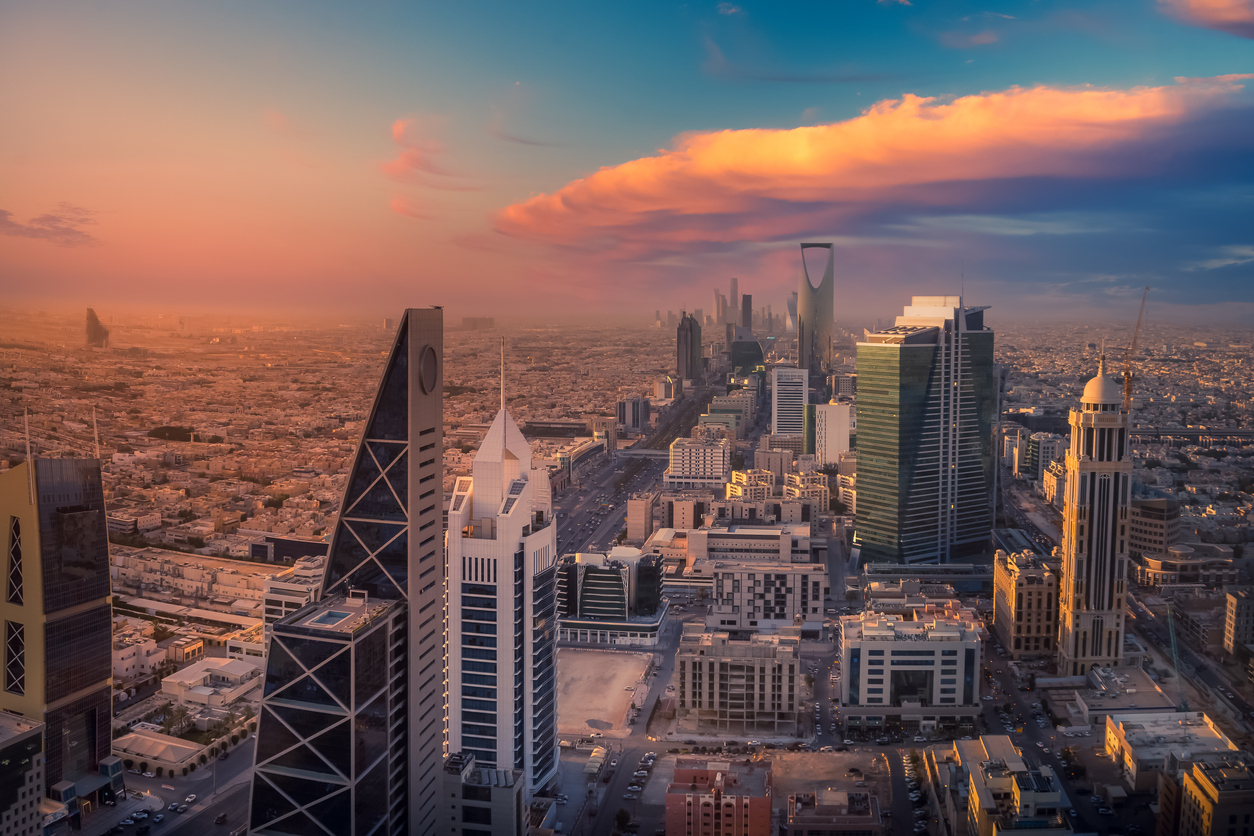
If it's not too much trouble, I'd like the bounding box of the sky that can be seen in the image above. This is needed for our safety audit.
[1,0,1253,325]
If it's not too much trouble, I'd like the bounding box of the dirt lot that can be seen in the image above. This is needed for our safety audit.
[557,648,651,737]
[767,749,892,802]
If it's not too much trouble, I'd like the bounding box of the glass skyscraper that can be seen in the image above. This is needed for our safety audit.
[250,309,445,836]
[855,298,995,564]
[1,458,122,827]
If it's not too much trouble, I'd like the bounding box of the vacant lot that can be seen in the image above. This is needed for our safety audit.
[557,648,651,736]
[768,750,891,801]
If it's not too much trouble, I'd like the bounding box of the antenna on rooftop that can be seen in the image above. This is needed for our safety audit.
[24,409,35,505]
[93,407,101,460]
[500,337,506,413]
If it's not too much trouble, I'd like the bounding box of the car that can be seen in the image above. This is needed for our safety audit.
[623,792,639,800]
[215,813,228,825]
[1036,742,1044,748]
[610,758,619,767]
[128,768,141,775]
[556,799,567,805]
[915,810,928,818]
[914,736,926,742]
[185,795,197,803]
[152,815,164,824]
[169,803,179,811]
[627,784,643,792]
[747,740,761,746]
[121,820,136,827]
[634,770,649,778]
[589,732,603,739]
[133,811,149,819]
[142,771,155,778]
[177,805,188,814]
[844,739,854,745]
[982,695,994,701]
[1097,808,1114,816]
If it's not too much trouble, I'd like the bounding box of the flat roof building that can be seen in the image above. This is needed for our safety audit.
[781,789,885,836]
[664,757,773,836]
[1104,711,1237,793]
[993,550,1058,660]
[675,624,802,735]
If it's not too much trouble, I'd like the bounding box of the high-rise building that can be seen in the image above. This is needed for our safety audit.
[677,312,702,381]
[664,438,732,491]
[616,397,651,433]
[797,243,834,376]
[992,550,1057,659]
[814,400,852,466]
[855,297,995,564]
[1057,358,1133,677]
[1,458,122,825]
[250,309,445,836]
[771,367,807,437]
[730,276,739,322]
[446,406,559,793]
[741,294,753,330]
[0,712,44,836]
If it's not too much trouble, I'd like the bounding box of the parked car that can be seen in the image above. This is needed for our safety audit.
[185,795,197,803]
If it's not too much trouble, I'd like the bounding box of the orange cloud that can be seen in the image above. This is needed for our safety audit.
[495,75,1254,255]
[1160,0,1254,37]
[390,196,428,219]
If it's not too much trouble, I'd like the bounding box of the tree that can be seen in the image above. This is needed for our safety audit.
[231,733,240,745]
[615,809,632,831]
[182,767,188,776]
[199,754,207,765]
[155,766,164,777]
[139,762,148,773]
[124,759,133,769]
[248,721,257,732]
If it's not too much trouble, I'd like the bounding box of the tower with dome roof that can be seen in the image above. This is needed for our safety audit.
[1057,356,1133,676]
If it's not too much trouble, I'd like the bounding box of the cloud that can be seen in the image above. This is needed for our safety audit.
[382,115,479,189]
[1186,244,1254,270]
[702,35,901,83]
[495,75,1254,262]
[390,197,429,219]
[717,3,744,15]
[1160,0,1254,38]
[938,29,1000,48]
[0,203,98,247]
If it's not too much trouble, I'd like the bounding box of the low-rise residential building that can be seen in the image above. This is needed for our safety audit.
[992,549,1058,659]
[159,658,263,707]
[838,606,984,735]
[1104,711,1237,793]
[1155,749,1254,836]
[780,790,885,836]
[782,471,829,517]
[664,758,773,836]
[705,560,829,635]
[626,489,659,543]
[675,624,801,735]
[726,469,775,501]
[965,743,1071,836]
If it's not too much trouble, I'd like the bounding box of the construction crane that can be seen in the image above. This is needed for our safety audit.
[1165,601,1190,712]
[1121,287,1149,412]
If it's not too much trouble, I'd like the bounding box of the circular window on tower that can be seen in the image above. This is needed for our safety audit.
[419,345,438,394]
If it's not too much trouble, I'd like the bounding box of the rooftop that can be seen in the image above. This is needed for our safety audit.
[291,592,395,634]
[1109,711,1236,763]
[666,757,771,798]
[0,711,42,745]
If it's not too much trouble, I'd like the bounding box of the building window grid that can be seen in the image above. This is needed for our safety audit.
[6,517,20,605]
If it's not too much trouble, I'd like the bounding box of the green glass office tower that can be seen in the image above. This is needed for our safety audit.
[856,298,995,564]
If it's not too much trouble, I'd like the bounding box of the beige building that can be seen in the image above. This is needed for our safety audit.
[783,471,830,517]
[782,790,885,836]
[959,736,1071,836]
[727,469,775,501]
[1224,586,1254,656]
[159,658,262,706]
[626,489,660,543]
[993,550,1058,659]
[1132,544,1236,590]
[1177,750,1254,836]
[664,438,732,490]
[675,623,801,735]
[1127,497,1181,558]
[706,560,829,633]
[441,752,527,836]
[1104,711,1236,792]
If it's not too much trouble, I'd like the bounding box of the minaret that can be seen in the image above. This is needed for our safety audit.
[1057,356,1132,676]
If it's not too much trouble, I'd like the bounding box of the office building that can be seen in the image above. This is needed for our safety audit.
[250,309,445,836]
[1,458,123,826]
[772,367,807,437]
[446,405,559,794]
[665,758,773,836]
[729,277,739,321]
[781,790,886,836]
[1014,433,1068,483]
[1132,543,1236,589]
[1128,496,1181,558]
[441,752,527,836]
[675,625,801,735]
[664,438,731,491]
[677,312,702,381]
[555,548,666,645]
[1156,749,1254,836]
[616,397,651,434]
[0,712,44,836]
[838,606,983,734]
[741,293,753,330]
[706,560,829,633]
[855,297,995,564]
[993,550,1058,659]
[797,243,835,376]
[1104,711,1237,793]
[1042,460,1066,507]
[814,401,852,466]
[961,740,1071,836]
[627,489,659,544]
[1057,357,1133,677]
[1224,587,1254,657]
[260,556,323,636]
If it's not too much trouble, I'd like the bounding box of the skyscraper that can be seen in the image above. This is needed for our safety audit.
[741,293,753,331]
[855,297,995,564]
[250,309,445,836]
[771,367,807,437]
[1057,357,1132,676]
[0,458,121,825]
[796,243,834,376]
[730,276,739,323]
[677,311,701,381]
[446,406,559,793]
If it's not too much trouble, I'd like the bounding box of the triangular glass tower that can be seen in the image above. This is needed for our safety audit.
[250,310,444,836]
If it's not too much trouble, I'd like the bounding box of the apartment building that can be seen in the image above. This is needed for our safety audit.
[993,550,1058,659]
[706,560,829,634]
[675,624,801,735]
[664,438,732,491]
[726,469,775,501]
[664,758,773,836]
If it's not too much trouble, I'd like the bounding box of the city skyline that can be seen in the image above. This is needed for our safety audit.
[2,1,1253,322]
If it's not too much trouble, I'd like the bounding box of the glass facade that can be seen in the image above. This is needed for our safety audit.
[35,459,110,613]
[856,322,994,564]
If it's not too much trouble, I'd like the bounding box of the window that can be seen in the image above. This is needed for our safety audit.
[4,621,24,695]
[6,517,20,605]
